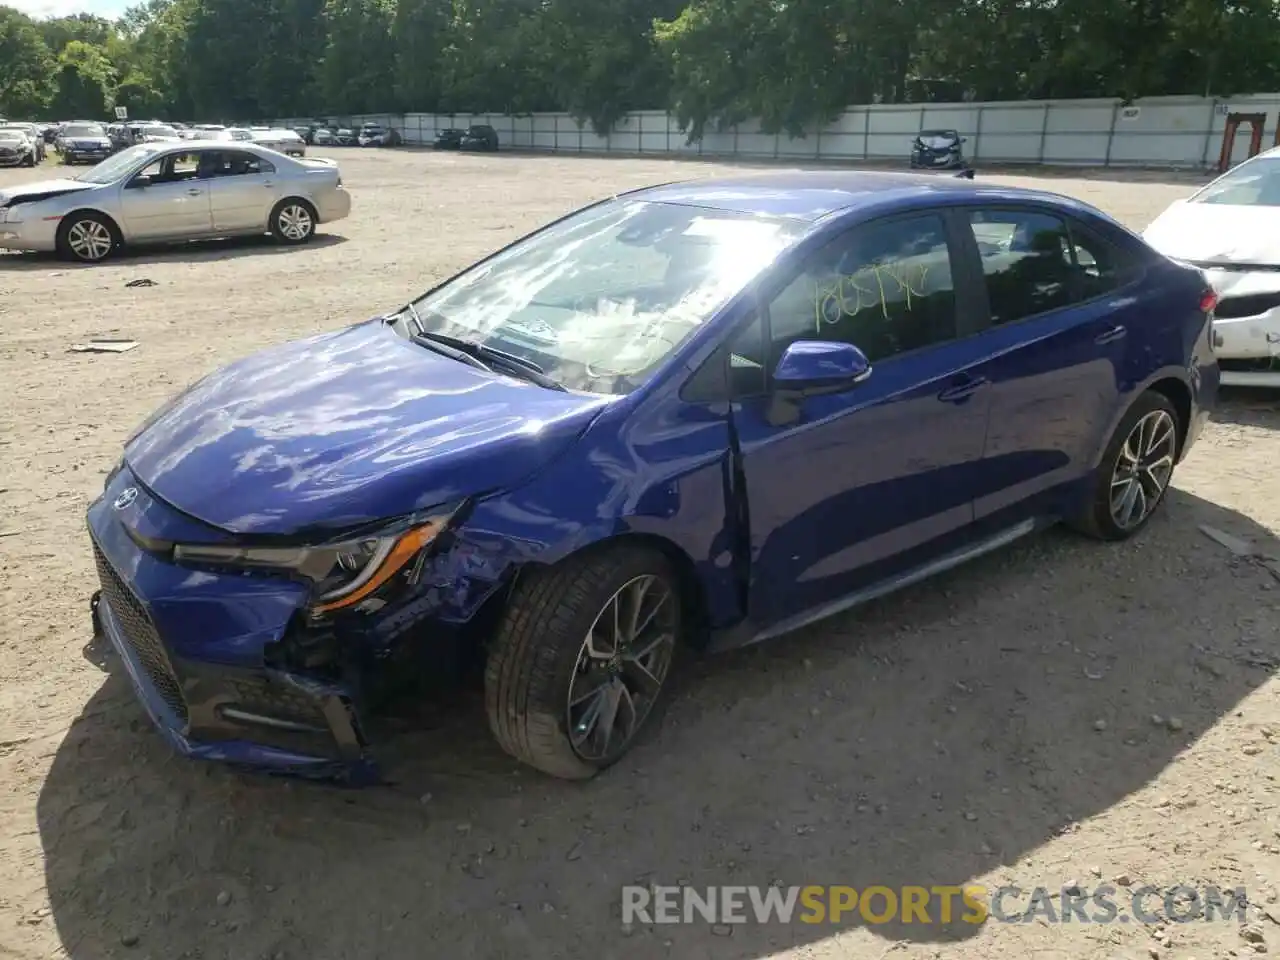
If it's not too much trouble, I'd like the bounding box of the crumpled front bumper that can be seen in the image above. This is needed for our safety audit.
[1204,268,1280,387]
[87,469,379,783]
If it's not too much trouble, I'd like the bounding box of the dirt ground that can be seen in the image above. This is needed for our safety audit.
[1,149,1279,960]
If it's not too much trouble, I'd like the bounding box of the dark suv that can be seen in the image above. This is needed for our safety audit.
[459,124,499,152]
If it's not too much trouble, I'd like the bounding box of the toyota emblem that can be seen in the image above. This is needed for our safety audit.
[113,486,138,510]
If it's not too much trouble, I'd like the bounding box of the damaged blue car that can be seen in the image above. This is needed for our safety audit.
[87,171,1218,782]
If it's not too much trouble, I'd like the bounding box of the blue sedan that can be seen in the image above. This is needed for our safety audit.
[87,171,1219,782]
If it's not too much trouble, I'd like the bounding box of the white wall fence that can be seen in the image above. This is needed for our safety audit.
[286,93,1280,168]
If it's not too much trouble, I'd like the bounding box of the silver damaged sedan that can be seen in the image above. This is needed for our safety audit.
[0,140,351,263]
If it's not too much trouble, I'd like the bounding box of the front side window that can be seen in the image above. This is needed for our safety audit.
[968,209,1073,324]
[409,199,805,395]
[135,152,200,185]
[1194,157,1280,206]
[766,214,958,364]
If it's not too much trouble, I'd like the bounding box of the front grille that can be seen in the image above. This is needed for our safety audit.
[92,542,189,725]
[1216,292,1280,320]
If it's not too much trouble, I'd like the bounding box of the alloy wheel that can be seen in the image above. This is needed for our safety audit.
[67,220,113,261]
[1109,409,1176,530]
[278,205,313,241]
[566,574,677,762]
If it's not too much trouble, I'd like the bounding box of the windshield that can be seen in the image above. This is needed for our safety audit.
[0,131,25,142]
[144,125,178,138]
[408,199,805,394]
[1194,157,1280,206]
[65,123,105,138]
[75,143,163,183]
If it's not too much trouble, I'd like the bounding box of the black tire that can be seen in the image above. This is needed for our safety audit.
[1069,390,1182,541]
[21,153,34,167]
[56,211,119,263]
[485,546,683,779]
[268,198,317,245]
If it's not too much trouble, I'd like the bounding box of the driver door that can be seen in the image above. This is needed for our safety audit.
[730,212,994,630]
[118,151,213,240]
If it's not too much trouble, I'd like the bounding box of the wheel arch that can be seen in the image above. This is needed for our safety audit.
[57,208,124,251]
[1146,376,1192,457]
[1090,367,1193,470]
[493,531,711,651]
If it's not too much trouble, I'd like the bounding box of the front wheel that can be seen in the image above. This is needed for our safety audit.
[1070,390,1181,540]
[269,199,317,245]
[485,547,683,779]
[56,212,118,263]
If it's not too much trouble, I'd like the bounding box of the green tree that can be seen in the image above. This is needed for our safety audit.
[49,39,116,119]
[0,6,56,117]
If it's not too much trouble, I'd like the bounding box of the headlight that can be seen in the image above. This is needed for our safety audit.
[172,505,460,614]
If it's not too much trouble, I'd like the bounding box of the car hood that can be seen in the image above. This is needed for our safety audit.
[0,178,95,206]
[1144,199,1280,268]
[124,320,613,537]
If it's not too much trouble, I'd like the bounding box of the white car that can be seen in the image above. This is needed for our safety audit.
[248,128,306,157]
[1144,147,1280,387]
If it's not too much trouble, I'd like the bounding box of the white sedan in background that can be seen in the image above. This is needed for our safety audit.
[1144,146,1280,387]
[0,140,349,263]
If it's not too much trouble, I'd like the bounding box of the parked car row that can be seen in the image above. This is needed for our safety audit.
[0,123,45,166]
[293,121,401,148]
[433,124,500,151]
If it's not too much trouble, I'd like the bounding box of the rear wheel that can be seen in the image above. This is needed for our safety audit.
[485,546,682,779]
[269,198,317,245]
[56,212,118,263]
[1070,390,1181,540]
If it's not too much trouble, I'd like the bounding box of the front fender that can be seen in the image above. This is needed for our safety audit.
[416,397,745,631]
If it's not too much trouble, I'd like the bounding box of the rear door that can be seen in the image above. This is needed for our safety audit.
[956,206,1144,519]
[201,150,278,233]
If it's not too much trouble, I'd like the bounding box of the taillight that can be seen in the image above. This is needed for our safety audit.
[1200,290,1219,314]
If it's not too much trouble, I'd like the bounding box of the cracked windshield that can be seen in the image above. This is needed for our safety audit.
[409,199,805,394]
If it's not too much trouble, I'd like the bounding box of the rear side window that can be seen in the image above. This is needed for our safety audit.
[1066,222,1143,299]
[968,210,1073,325]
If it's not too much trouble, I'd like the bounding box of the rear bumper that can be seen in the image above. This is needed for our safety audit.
[316,187,351,224]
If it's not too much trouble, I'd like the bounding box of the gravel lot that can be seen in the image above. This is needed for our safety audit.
[1,149,1279,960]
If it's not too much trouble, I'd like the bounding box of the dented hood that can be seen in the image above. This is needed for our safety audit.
[1143,199,1280,267]
[123,320,611,537]
[0,178,95,207]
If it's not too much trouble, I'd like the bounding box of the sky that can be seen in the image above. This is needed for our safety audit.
[9,0,131,18]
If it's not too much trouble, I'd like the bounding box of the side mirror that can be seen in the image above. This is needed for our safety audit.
[961,137,968,143]
[130,175,151,188]
[772,340,871,396]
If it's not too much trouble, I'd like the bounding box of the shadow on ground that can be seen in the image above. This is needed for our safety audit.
[1213,388,1280,431]
[38,490,1280,959]
[0,233,346,271]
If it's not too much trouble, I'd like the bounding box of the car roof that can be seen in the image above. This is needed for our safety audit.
[628,170,1094,223]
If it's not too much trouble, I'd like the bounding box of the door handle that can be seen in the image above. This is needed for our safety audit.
[262,181,274,187]
[1094,324,1127,345]
[186,188,202,196]
[937,375,989,404]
